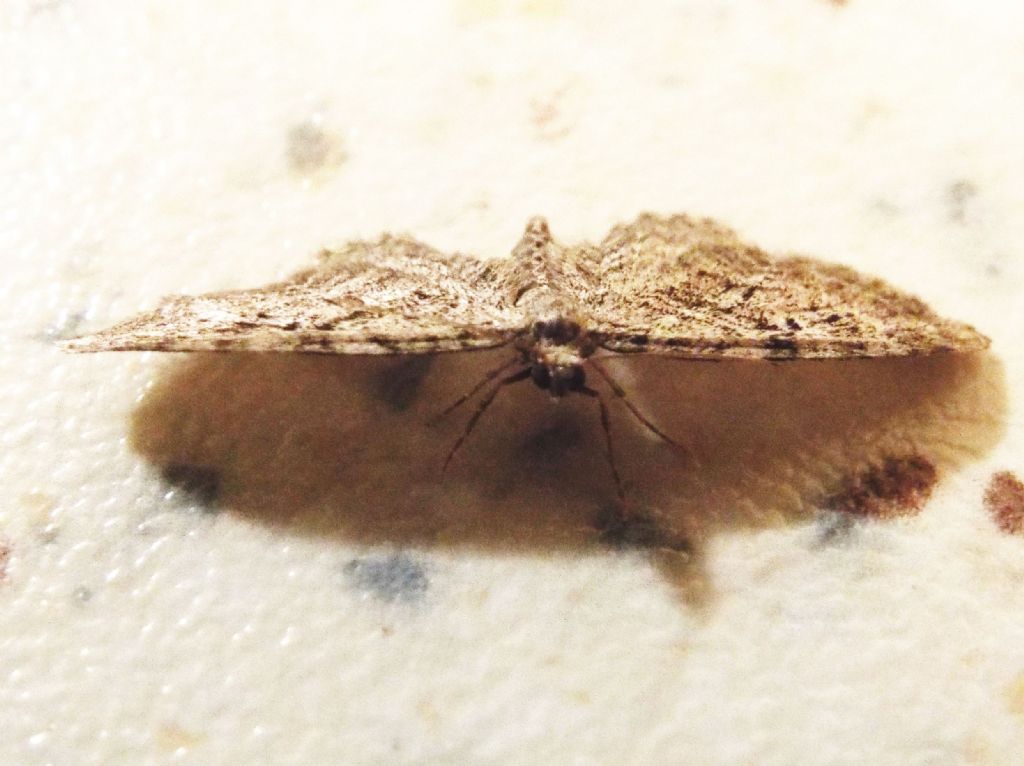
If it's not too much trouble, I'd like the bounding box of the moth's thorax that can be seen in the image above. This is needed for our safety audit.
[506,218,594,398]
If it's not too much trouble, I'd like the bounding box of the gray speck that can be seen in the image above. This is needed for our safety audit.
[344,553,428,604]
[286,119,347,174]
[812,510,858,547]
[72,586,92,604]
[869,199,901,217]
[947,179,977,224]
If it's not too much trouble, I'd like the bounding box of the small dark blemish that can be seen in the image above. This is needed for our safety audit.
[313,321,336,331]
[785,318,802,331]
[629,333,649,346]
[160,463,222,511]
[594,507,690,552]
[984,471,1024,535]
[373,356,434,412]
[281,321,300,331]
[824,455,937,518]
[765,336,798,351]
[286,119,347,174]
[72,586,92,604]
[0,539,9,582]
[824,313,842,324]
[947,179,977,224]
[344,553,428,604]
[741,285,758,301]
[812,510,858,547]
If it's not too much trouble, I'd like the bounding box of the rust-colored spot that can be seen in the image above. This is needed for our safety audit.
[0,539,9,581]
[984,471,1024,535]
[825,455,938,518]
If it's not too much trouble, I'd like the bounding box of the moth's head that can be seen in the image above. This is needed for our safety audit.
[523,216,551,242]
[530,337,586,398]
[530,361,585,398]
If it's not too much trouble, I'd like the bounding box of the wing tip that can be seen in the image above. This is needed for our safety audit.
[57,335,106,353]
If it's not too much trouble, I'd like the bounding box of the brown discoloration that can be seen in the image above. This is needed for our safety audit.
[0,538,9,581]
[984,471,1024,535]
[1006,673,1024,718]
[62,212,989,362]
[825,455,938,518]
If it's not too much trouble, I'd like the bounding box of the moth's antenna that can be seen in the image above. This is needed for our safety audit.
[587,359,688,452]
[442,367,532,471]
[429,356,520,425]
[578,385,625,502]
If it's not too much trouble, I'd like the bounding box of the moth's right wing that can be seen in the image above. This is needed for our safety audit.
[63,236,526,354]
[576,213,988,360]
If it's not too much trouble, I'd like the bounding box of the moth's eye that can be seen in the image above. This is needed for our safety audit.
[531,365,551,389]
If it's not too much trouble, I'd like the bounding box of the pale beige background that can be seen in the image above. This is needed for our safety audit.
[2,1,1023,764]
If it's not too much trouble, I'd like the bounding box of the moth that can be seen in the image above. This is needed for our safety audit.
[64,213,989,503]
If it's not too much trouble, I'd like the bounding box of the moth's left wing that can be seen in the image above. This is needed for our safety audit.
[63,235,525,354]
[577,214,988,360]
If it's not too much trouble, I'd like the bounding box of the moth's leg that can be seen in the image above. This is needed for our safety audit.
[429,356,521,425]
[587,359,688,452]
[578,385,626,504]
[442,367,531,471]
[581,383,690,549]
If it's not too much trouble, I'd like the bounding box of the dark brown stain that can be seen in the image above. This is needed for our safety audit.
[984,471,1024,535]
[824,454,938,518]
[0,539,9,582]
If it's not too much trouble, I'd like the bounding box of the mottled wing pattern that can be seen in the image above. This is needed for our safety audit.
[63,236,525,354]
[581,214,989,359]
